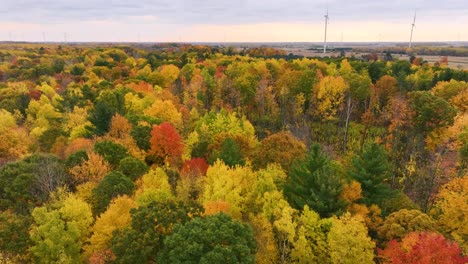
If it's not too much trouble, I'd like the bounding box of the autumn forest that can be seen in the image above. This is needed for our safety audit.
[0,44,467,263]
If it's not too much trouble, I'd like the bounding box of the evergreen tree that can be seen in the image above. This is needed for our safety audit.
[349,143,396,209]
[284,144,345,217]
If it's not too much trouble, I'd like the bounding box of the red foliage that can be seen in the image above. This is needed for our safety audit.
[378,232,467,264]
[149,122,184,164]
[29,89,42,100]
[181,158,209,178]
[128,81,154,94]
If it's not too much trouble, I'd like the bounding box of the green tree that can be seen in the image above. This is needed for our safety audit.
[0,210,32,262]
[349,143,396,209]
[111,201,202,263]
[284,144,346,217]
[209,137,245,167]
[91,171,135,215]
[87,90,127,136]
[159,213,256,264]
[94,140,129,167]
[408,91,456,135]
[29,192,93,263]
[117,156,148,180]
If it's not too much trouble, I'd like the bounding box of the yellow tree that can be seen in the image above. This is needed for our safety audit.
[134,168,174,206]
[0,109,31,160]
[69,151,111,184]
[143,99,183,130]
[85,195,135,260]
[30,191,93,263]
[431,176,468,253]
[313,76,348,120]
[328,213,375,264]
[201,161,255,219]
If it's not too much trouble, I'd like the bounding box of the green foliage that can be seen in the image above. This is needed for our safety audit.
[93,140,129,167]
[209,137,245,167]
[91,171,135,215]
[408,91,457,134]
[349,143,396,210]
[86,90,127,136]
[111,201,203,263]
[0,154,70,214]
[0,210,32,261]
[160,213,256,264]
[117,156,148,180]
[284,144,346,217]
[29,192,93,264]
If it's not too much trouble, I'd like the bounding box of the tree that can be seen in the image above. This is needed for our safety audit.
[431,176,468,253]
[149,122,184,165]
[69,151,111,184]
[328,213,375,264]
[111,201,202,263]
[0,154,70,214]
[379,209,436,242]
[143,99,183,129]
[30,192,93,263]
[312,76,348,120]
[408,91,456,135]
[159,213,256,264]
[290,206,331,263]
[378,232,467,264]
[91,171,135,216]
[201,161,255,219]
[93,140,129,168]
[0,210,32,262]
[87,90,127,136]
[117,156,148,180]
[85,195,135,261]
[284,144,346,217]
[209,137,245,167]
[348,143,396,209]
[254,131,306,171]
[134,168,174,206]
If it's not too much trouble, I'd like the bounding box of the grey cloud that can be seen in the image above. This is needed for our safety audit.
[1,0,467,24]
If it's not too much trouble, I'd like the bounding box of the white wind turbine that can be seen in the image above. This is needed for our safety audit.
[409,11,416,48]
[323,8,330,54]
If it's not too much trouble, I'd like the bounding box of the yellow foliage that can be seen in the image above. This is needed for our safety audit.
[143,99,183,130]
[314,76,348,120]
[85,196,135,259]
[135,168,174,206]
[69,151,111,184]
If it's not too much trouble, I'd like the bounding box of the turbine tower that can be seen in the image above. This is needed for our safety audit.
[323,8,329,54]
[409,11,416,48]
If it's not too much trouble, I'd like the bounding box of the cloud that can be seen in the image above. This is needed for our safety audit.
[1,0,466,25]
[0,0,466,41]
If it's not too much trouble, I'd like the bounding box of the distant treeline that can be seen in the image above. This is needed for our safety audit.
[353,46,468,57]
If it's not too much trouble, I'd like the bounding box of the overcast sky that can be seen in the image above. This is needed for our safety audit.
[1,0,467,42]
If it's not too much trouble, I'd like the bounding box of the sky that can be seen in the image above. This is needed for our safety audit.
[0,0,467,42]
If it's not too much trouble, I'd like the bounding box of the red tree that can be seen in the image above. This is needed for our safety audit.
[149,122,184,165]
[180,158,209,178]
[378,232,467,264]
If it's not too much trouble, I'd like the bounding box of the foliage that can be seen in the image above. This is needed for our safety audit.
[111,201,202,263]
[378,232,467,264]
[328,213,375,264]
[160,213,256,264]
[284,144,346,217]
[91,171,135,215]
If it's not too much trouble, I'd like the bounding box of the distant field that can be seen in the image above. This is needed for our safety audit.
[281,47,468,70]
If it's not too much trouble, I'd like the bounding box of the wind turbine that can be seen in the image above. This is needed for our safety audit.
[323,8,330,54]
[409,11,416,48]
